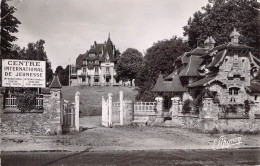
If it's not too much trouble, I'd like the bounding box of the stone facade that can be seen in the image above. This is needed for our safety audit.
[1,87,62,135]
[162,29,260,133]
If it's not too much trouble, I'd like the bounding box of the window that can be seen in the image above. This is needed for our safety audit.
[225,59,228,69]
[233,55,239,67]
[95,60,99,64]
[83,60,86,65]
[229,87,239,96]
[106,67,110,74]
[242,59,245,69]
[94,68,99,75]
[105,54,110,63]
[83,68,86,73]
[82,78,86,82]
[255,95,258,101]
[89,54,95,58]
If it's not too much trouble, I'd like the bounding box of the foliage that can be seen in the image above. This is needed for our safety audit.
[183,0,260,57]
[244,100,253,114]
[11,40,53,83]
[1,0,21,58]
[12,88,42,112]
[135,36,190,100]
[55,65,70,86]
[115,48,143,85]
[182,99,194,114]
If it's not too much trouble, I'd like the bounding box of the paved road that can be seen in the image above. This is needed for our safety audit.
[1,149,259,166]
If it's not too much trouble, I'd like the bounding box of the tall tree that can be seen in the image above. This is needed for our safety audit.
[1,0,21,58]
[55,65,69,86]
[18,40,53,83]
[183,0,260,57]
[136,36,190,101]
[115,48,143,85]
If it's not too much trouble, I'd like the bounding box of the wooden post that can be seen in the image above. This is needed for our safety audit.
[120,90,124,126]
[108,93,113,127]
[75,91,80,131]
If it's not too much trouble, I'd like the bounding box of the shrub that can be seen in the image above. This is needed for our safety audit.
[182,99,193,114]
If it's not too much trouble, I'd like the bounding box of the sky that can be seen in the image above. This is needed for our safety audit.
[9,0,209,70]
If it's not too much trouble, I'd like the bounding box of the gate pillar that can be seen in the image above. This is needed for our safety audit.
[75,91,80,131]
[108,93,113,127]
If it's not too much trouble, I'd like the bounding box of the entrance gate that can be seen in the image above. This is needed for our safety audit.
[61,91,80,132]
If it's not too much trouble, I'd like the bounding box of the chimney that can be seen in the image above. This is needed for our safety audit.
[204,36,215,49]
[230,28,240,45]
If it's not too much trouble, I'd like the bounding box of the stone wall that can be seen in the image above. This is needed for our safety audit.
[0,88,62,135]
[170,96,260,133]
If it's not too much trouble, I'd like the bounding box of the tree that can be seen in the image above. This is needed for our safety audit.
[135,36,190,101]
[13,40,53,83]
[55,66,64,75]
[115,48,143,85]
[1,0,21,58]
[55,65,69,86]
[183,0,260,57]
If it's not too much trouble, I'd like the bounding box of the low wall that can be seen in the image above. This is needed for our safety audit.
[216,118,260,132]
[0,88,61,135]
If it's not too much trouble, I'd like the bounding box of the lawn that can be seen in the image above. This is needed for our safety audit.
[61,86,138,116]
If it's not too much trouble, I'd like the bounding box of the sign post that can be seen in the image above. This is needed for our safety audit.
[2,59,46,88]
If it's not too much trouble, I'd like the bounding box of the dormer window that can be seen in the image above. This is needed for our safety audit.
[229,87,239,96]
[105,54,110,63]
[233,55,239,67]
[242,59,245,69]
[83,60,87,65]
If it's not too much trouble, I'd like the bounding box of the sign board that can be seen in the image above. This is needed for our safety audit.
[2,59,46,88]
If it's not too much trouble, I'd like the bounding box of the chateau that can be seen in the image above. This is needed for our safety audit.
[70,35,121,86]
[152,29,260,114]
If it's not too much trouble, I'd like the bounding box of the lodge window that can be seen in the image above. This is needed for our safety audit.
[229,87,239,96]
[242,59,245,69]
[225,59,228,69]
[233,55,239,67]
[106,67,110,74]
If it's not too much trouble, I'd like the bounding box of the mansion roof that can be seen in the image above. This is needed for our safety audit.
[75,35,120,69]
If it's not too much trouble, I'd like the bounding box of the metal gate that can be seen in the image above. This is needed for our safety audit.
[62,100,76,132]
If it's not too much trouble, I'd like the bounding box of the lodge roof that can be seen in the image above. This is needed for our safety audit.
[151,73,186,92]
[186,47,208,56]
[206,50,227,68]
[246,81,260,93]
[179,55,204,77]
[188,76,215,88]
[206,42,253,55]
